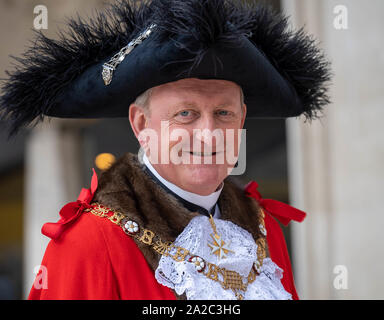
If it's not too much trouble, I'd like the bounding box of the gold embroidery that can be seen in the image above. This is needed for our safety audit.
[172,246,190,262]
[205,263,220,281]
[221,268,247,292]
[256,238,267,262]
[84,203,125,225]
[86,202,268,300]
[139,229,155,245]
[247,267,257,283]
[152,239,172,256]
[109,211,125,225]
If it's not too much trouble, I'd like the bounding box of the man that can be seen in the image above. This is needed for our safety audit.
[130,78,246,196]
[0,0,331,300]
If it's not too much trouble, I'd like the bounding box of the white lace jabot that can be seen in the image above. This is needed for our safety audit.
[155,215,292,300]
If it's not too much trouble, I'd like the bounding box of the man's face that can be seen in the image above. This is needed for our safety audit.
[130,78,246,196]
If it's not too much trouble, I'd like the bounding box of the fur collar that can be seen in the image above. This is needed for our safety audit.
[92,152,268,296]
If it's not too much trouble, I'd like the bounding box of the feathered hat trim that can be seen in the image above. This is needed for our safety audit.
[0,0,331,136]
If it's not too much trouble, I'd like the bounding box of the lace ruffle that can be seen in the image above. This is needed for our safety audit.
[155,215,292,300]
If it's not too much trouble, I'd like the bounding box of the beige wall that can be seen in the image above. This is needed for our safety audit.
[284,0,384,299]
[2,0,384,299]
[0,0,110,298]
[0,0,108,79]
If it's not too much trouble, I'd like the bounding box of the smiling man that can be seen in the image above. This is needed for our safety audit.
[130,78,246,196]
[0,0,331,300]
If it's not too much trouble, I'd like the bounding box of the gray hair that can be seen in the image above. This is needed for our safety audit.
[133,84,245,116]
[134,87,153,115]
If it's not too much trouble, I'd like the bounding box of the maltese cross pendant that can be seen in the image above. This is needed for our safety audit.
[207,215,234,260]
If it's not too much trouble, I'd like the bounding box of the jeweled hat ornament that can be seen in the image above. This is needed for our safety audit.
[0,0,331,136]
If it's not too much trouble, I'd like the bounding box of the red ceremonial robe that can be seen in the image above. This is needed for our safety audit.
[28,170,305,300]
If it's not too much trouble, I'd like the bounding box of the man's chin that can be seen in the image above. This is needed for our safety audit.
[179,165,227,193]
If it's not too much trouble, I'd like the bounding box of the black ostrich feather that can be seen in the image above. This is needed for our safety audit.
[0,0,331,137]
[243,4,332,120]
[0,0,153,136]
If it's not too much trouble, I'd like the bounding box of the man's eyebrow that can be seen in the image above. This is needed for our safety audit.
[166,101,235,116]
[165,101,197,115]
[173,101,198,108]
[174,101,234,108]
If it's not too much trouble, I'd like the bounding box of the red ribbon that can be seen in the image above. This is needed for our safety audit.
[244,181,306,226]
[41,171,304,239]
[41,169,99,240]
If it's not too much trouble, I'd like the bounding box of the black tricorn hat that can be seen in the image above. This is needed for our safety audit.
[0,0,331,136]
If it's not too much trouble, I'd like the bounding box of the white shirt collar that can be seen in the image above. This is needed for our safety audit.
[142,152,224,214]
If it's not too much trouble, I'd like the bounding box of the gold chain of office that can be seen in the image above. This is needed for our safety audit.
[84,202,268,300]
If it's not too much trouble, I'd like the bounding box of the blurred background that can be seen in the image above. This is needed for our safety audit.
[0,0,383,300]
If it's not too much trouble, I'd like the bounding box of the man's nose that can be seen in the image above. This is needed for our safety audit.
[198,114,216,132]
[193,115,224,149]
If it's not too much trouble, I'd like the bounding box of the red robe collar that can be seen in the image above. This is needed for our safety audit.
[42,171,306,240]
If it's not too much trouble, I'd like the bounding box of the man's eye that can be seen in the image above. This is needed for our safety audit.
[179,110,191,117]
[176,110,197,119]
[174,110,197,122]
[218,110,230,116]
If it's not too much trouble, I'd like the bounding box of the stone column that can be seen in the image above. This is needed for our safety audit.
[23,121,82,297]
[283,0,384,299]
[14,0,108,299]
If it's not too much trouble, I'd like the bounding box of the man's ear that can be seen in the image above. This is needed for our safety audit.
[128,104,148,142]
[240,103,247,128]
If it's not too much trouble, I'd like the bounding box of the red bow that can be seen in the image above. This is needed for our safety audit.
[41,169,99,240]
[244,181,306,226]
